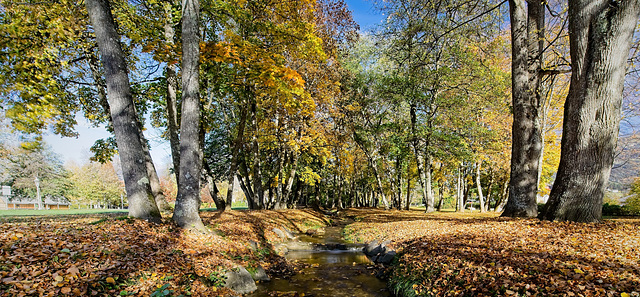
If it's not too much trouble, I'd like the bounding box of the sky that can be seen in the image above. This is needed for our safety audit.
[42,0,384,171]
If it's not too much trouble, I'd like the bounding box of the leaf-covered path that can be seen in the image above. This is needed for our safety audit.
[343,209,640,296]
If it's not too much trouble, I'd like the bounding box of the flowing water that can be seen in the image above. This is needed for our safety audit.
[248,225,391,297]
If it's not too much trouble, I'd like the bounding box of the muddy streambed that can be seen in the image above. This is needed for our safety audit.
[248,225,391,297]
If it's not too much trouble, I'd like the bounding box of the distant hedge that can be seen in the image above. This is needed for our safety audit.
[537,202,639,217]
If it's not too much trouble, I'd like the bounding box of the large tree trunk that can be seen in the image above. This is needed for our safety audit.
[86,43,170,213]
[85,0,160,221]
[502,0,544,218]
[173,0,205,230]
[164,2,181,181]
[541,0,639,222]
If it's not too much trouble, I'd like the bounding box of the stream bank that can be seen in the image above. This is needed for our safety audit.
[248,218,392,297]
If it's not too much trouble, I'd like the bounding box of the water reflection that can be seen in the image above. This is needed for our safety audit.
[248,226,391,297]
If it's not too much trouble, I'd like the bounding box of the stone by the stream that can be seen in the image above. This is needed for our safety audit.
[247,240,259,251]
[272,228,288,240]
[363,241,382,256]
[273,227,296,240]
[363,240,396,265]
[224,266,257,294]
[377,251,397,265]
[249,265,270,282]
[281,227,296,239]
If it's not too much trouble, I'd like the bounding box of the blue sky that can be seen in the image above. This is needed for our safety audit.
[346,0,384,30]
[43,0,383,170]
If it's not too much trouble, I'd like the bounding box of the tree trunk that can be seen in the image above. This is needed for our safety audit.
[173,0,205,230]
[226,107,247,210]
[485,172,495,211]
[456,165,464,212]
[207,176,226,210]
[502,0,544,218]
[282,152,299,203]
[250,99,264,209]
[405,173,411,210]
[542,0,640,222]
[164,2,181,182]
[495,176,510,212]
[85,0,160,221]
[371,159,390,209]
[139,130,171,212]
[239,160,257,208]
[395,157,402,210]
[476,161,485,212]
[424,153,435,212]
[410,103,429,211]
[437,184,444,211]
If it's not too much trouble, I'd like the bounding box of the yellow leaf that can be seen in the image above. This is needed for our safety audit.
[621,293,630,297]
[106,277,115,284]
[574,268,584,274]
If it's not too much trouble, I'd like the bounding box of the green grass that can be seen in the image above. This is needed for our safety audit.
[0,209,127,217]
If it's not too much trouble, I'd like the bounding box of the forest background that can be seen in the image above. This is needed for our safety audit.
[1,0,640,220]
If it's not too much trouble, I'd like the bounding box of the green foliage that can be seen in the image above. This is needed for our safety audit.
[206,267,227,287]
[0,140,70,199]
[150,284,173,297]
[622,196,640,216]
[602,203,624,217]
[67,162,125,208]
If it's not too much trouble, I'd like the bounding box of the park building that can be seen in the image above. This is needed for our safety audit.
[0,186,70,210]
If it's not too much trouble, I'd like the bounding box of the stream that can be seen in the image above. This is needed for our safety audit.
[248,224,392,297]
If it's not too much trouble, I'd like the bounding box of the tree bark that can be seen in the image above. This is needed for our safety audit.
[139,130,172,212]
[173,0,205,230]
[225,107,248,210]
[476,161,485,212]
[410,103,429,211]
[502,0,544,218]
[485,171,495,211]
[542,0,640,222]
[456,165,464,212]
[164,2,181,182]
[250,99,264,209]
[85,0,161,221]
[405,173,411,210]
[424,153,435,212]
[437,184,444,211]
[207,176,226,210]
[495,176,510,212]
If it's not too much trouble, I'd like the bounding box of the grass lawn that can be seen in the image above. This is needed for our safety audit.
[0,208,127,217]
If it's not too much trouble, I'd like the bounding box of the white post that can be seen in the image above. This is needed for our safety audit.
[34,176,42,210]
